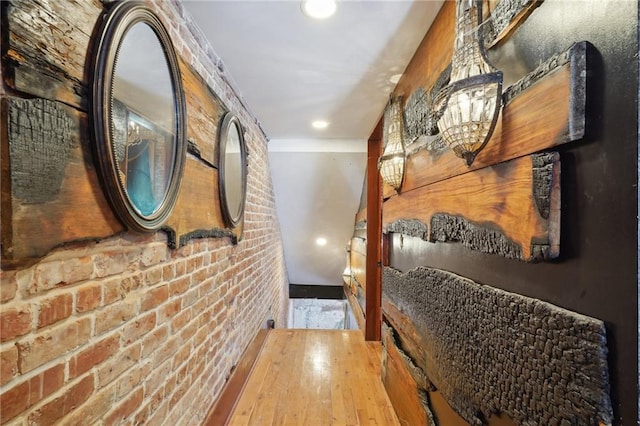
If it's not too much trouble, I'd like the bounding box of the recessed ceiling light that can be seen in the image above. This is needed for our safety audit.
[312,120,329,130]
[316,237,327,246]
[389,73,403,84]
[301,0,337,20]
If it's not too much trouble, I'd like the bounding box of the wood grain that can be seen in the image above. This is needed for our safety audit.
[204,329,270,426]
[401,64,575,192]
[381,324,430,426]
[1,97,122,264]
[383,154,560,261]
[179,59,223,167]
[228,330,399,425]
[365,132,382,341]
[4,0,102,110]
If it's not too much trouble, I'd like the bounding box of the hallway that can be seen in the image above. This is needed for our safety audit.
[217,330,399,425]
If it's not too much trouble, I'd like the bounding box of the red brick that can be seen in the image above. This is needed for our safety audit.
[120,273,143,295]
[95,300,137,335]
[104,387,143,425]
[31,257,93,294]
[97,343,141,387]
[103,277,123,305]
[92,251,129,278]
[142,325,168,358]
[158,299,181,324]
[17,317,91,373]
[140,244,167,267]
[37,293,73,329]
[144,359,171,397]
[42,363,65,398]
[153,335,180,367]
[175,260,186,277]
[76,282,102,313]
[60,384,116,425]
[141,285,168,312]
[117,361,152,399]
[0,305,32,342]
[28,374,94,425]
[162,264,175,280]
[0,270,18,303]
[169,276,190,296]
[182,287,199,308]
[0,377,32,421]
[69,334,120,379]
[1,345,19,385]
[144,266,163,285]
[180,320,198,343]
[170,308,191,333]
[122,311,156,344]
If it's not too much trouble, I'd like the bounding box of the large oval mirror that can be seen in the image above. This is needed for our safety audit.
[92,2,186,232]
[218,113,247,231]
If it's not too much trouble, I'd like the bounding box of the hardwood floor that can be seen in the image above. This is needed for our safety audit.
[227,329,400,425]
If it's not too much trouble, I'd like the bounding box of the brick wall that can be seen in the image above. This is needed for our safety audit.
[0,0,289,424]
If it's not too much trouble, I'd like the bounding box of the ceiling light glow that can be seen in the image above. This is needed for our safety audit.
[301,0,337,20]
[312,120,329,130]
[316,237,327,246]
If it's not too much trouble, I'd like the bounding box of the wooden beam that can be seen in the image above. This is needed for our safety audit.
[365,119,383,341]
[383,153,560,262]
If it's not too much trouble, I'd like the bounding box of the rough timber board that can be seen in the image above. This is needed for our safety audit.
[3,0,102,110]
[1,97,122,263]
[397,42,586,195]
[382,266,612,425]
[383,153,560,262]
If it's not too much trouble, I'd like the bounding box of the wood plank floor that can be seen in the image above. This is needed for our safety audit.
[228,329,400,425]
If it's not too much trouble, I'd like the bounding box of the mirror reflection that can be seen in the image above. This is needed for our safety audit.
[225,122,243,220]
[112,22,175,216]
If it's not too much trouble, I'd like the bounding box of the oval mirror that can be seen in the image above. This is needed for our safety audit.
[92,2,186,232]
[218,113,247,230]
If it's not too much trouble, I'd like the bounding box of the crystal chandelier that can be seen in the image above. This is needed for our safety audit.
[378,97,406,191]
[435,0,503,166]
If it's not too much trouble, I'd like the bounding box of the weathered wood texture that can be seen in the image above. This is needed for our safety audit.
[3,0,102,110]
[381,324,431,426]
[399,43,585,193]
[382,267,612,425]
[228,330,400,425]
[383,153,560,261]
[349,237,366,291]
[179,60,223,168]
[1,97,123,262]
[484,0,544,48]
[1,0,241,263]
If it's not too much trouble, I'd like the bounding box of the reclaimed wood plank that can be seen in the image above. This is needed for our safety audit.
[1,97,122,264]
[179,59,223,168]
[401,50,583,192]
[4,0,103,110]
[381,324,430,426]
[383,153,560,262]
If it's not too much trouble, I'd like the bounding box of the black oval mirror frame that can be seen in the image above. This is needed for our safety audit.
[91,1,186,232]
[218,113,247,230]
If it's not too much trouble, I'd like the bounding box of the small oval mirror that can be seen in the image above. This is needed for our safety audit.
[92,2,186,231]
[218,113,247,231]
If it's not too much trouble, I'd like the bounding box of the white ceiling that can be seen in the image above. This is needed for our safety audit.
[183,0,443,286]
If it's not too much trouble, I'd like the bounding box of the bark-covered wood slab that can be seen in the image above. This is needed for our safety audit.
[400,42,586,193]
[383,153,560,262]
[382,266,612,425]
[1,97,122,263]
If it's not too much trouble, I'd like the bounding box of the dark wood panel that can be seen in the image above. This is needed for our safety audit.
[383,154,560,262]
